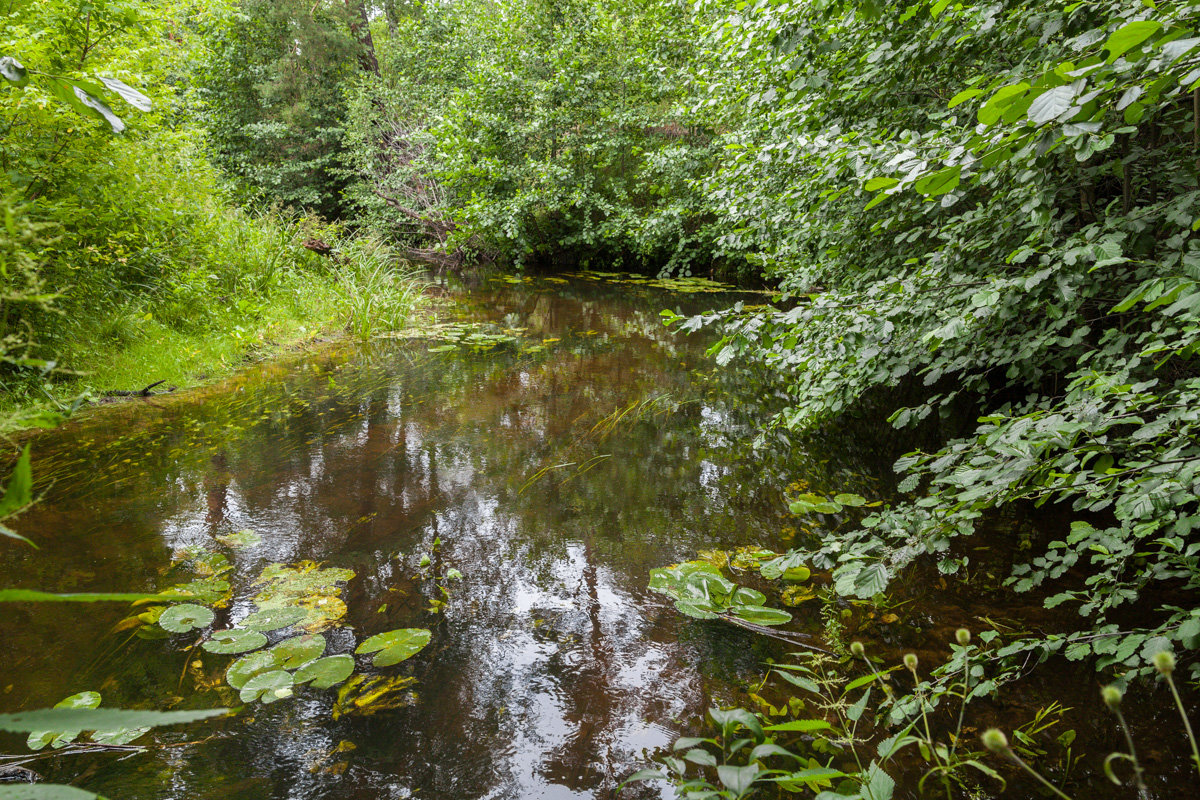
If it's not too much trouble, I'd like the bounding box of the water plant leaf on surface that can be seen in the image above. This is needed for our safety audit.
[226,651,279,690]
[26,692,100,750]
[89,724,151,746]
[165,578,231,607]
[202,629,268,655]
[158,603,215,633]
[294,654,354,689]
[251,562,354,631]
[354,628,432,667]
[239,670,294,704]
[648,561,793,626]
[238,606,307,632]
[269,634,326,669]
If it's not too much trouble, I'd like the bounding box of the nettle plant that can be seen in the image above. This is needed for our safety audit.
[631,630,1199,800]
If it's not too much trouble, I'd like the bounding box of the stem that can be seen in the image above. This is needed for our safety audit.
[1112,706,1149,800]
[1004,749,1074,800]
[948,650,970,759]
[1165,672,1200,778]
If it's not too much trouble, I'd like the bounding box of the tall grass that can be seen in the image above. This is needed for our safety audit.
[332,236,427,341]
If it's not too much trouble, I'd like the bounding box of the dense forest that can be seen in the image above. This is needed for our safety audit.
[4,0,1200,798]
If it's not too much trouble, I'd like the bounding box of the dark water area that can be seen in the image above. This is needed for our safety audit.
[1,274,1196,799]
[0,276,818,799]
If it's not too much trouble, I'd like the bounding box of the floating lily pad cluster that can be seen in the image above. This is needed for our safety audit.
[561,270,751,294]
[396,321,524,353]
[116,544,433,711]
[648,561,792,626]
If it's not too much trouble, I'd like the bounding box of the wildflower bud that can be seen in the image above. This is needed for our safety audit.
[1101,685,1122,711]
[850,641,865,657]
[903,653,918,672]
[1153,650,1176,676]
[955,628,971,646]
[981,729,1009,754]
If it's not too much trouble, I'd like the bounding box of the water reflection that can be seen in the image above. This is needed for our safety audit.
[2,279,800,799]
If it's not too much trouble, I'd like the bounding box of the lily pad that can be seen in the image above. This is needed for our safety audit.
[294,654,355,689]
[269,635,326,669]
[158,603,215,633]
[239,606,307,632]
[91,724,150,745]
[202,629,268,655]
[239,670,294,704]
[27,691,100,751]
[355,628,432,667]
[226,651,279,690]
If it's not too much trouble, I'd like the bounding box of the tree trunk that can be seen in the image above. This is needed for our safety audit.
[345,1,379,75]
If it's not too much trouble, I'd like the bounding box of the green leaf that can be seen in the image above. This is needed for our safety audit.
[730,605,792,626]
[717,764,762,797]
[852,564,889,597]
[158,603,214,633]
[239,606,307,631]
[1027,86,1077,125]
[293,654,355,689]
[355,628,432,667]
[978,83,1029,125]
[0,707,226,735]
[0,444,34,520]
[765,719,832,733]
[226,651,279,689]
[948,88,983,108]
[239,670,294,704]
[0,590,178,603]
[914,166,961,197]
[864,177,898,191]
[202,629,268,655]
[1103,21,1162,63]
[269,634,326,669]
[0,786,108,799]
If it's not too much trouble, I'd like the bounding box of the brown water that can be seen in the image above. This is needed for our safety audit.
[4,274,1195,800]
[0,276,815,799]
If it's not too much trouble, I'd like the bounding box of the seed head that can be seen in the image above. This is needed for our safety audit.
[1153,650,1176,676]
[903,652,919,672]
[850,641,865,657]
[955,628,971,646]
[981,729,1009,754]
[1101,685,1122,711]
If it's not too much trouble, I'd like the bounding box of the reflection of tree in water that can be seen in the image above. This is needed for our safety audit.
[3,281,811,800]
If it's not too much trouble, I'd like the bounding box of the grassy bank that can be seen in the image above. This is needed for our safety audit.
[1,198,426,431]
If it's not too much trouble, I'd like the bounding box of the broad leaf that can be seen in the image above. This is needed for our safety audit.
[355,628,432,667]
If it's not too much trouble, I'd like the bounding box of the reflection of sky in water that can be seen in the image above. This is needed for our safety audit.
[3,280,786,800]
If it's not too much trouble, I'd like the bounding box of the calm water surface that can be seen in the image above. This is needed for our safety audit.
[1,276,812,799]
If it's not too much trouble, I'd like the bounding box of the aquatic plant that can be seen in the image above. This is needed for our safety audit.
[648,560,792,626]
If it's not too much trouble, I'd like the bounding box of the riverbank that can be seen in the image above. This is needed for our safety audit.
[0,246,428,434]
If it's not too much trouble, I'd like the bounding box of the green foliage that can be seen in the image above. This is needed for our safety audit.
[648,560,793,625]
[194,0,370,215]
[664,0,1200,690]
[355,628,432,667]
[342,0,731,274]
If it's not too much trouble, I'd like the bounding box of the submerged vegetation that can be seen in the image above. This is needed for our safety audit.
[4,0,1200,797]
